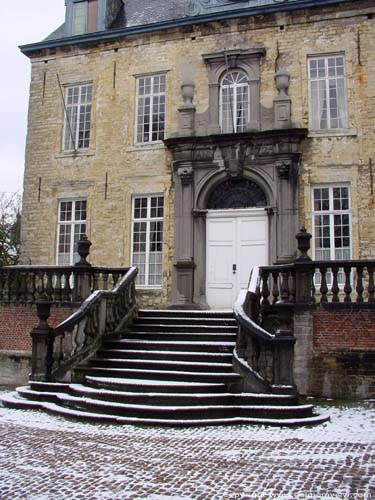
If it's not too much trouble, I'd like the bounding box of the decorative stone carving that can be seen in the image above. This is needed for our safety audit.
[178,165,194,185]
[274,69,291,129]
[222,143,247,178]
[178,80,196,137]
[276,160,293,180]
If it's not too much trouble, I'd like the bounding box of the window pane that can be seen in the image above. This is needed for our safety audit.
[136,74,166,143]
[57,199,87,265]
[63,83,92,151]
[220,70,249,133]
[132,196,164,286]
[309,55,347,130]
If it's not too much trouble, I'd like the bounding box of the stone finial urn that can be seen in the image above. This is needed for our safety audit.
[296,227,312,261]
[181,80,195,108]
[275,69,290,97]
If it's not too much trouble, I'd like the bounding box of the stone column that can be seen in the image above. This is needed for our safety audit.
[275,160,299,263]
[193,209,208,308]
[171,163,196,308]
[208,83,221,135]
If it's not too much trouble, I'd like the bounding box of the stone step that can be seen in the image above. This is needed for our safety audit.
[96,349,233,364]
[102,339,235,353]
[133,316,237,327]
[130,324,238,334]
[15,388,316,420]
[85,376,228,394]
[0,392,331,427]
[19,385,298,407]
[121,332,237,342]
[75,366,243,385]
[89,358,234,373]
[138,309,234,320]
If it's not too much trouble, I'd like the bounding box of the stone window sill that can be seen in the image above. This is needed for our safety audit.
[126,142,166,153]
[55,149,95,159]
[308,129,357,138]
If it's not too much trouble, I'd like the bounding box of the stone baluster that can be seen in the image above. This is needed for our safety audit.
[343,265,352,303]
[271,270,280,304]
[280,270,291,302]
[356,264,364,303]
[261,270,270,306]
[331,264,340,303]
[319,265,328,304]
[368,265,375,303]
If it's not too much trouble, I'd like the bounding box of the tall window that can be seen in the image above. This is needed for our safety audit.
[136,74,166,143]
[220,70,249,133]
[63,83,93,151]
[131,196,164,286]
[308,55,348,130]
[312,186,351,284]
[72,0,99,35]
[57,200,87,265]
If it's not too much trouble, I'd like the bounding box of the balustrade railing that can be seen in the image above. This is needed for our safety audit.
[233,268,296,393]
[257,261,375,307]
[30,266,138,382]
[0,265,128,305]
[232,227,375,394]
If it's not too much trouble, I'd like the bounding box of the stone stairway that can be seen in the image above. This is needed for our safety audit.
[1,310,329,426]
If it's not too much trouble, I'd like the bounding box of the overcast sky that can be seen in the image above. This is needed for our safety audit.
[0,1,66,195]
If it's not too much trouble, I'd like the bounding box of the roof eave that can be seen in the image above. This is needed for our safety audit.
[19,0,352,56]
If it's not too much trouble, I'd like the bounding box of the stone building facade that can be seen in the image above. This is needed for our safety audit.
[20,0,375,309]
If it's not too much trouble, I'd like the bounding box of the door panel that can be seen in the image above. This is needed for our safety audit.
[237,217,268,290]
[206,211,268,309]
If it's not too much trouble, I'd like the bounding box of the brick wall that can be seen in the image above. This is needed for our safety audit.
[0,305,76,352]
[313,309,375,350]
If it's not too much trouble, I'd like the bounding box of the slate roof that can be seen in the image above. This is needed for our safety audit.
[24,0,351,51]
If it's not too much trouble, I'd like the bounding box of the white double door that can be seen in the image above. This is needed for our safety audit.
[206,209,269,309]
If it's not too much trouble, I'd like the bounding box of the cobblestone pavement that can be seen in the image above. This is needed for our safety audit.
[0,391,374,500]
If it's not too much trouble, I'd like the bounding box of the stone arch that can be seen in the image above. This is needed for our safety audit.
[206,178,267,209]
[196,170,274,210]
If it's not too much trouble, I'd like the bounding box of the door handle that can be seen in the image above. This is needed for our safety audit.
[232,264,237,274]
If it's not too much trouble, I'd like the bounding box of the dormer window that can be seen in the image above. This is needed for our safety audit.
[72,0,98,35]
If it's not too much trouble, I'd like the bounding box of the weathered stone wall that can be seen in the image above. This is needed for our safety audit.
[21,1,375,308]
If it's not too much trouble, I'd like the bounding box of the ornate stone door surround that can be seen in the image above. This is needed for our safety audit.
[165,129,307,309]
[202,48,266,134]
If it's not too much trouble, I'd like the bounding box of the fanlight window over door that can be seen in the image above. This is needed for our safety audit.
[220,71,249,133]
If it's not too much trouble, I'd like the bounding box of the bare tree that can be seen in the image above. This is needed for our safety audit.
[0,192,21,266]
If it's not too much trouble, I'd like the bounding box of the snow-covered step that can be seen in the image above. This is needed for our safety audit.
[0,391,331,427]
[102,339,235,353]
[75,366,243,385]
[96,348,233,364]
[89,358,234,373]
[84,376,228,394]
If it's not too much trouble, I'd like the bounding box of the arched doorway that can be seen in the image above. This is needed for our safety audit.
[205,179,269,309]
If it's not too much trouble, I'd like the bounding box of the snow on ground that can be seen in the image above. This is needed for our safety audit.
[0,388,374,500]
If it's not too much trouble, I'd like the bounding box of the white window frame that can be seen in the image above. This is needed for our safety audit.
[131,195,164,288]
[57,199,87,265]
[62,82,93,152]
[308,54,348,131]
[311,184,351,286]
[220,70,250,133]
[135,74,166,144]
